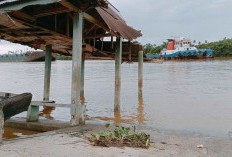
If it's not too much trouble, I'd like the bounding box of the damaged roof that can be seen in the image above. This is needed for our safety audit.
[0,0,142,55]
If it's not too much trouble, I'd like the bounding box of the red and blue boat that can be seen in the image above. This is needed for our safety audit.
[147,38,213,60]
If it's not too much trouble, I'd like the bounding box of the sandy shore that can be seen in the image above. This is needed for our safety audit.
[0,124,232,157]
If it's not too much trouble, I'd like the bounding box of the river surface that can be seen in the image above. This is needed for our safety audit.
[1,59,232,138]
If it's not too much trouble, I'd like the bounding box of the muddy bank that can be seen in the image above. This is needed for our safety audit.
[1,124,232,157]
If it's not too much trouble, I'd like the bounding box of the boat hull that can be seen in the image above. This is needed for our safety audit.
[146,49,213,60]
[0,93,32,121]
[0,51,56,62]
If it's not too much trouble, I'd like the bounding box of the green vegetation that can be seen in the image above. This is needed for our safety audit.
[144,42,167,55]
[89,124,150,148]
[196,39,232,57]
[56,54,72,60]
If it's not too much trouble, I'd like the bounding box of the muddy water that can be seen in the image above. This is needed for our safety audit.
[1,59,232,138]
[3,127,39,139]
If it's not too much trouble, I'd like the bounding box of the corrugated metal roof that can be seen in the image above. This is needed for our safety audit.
[0,0,18,5]
[96,6,142,41]
[0,0,62,14]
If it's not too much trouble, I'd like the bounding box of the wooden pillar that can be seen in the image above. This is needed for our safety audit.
[0,108,3,144]
[67,13,70,37]
[114,37,122,111]
[71,12,85,125]
[27,45,52,122]
[138,50,143,98]
[43,45,52,101]
[111,36,114,51]
[128,41,132,61]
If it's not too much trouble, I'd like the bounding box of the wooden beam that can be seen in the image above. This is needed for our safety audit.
[60,1,79,12]
[86,33,111,39]
[9,13,71,41]
[60,0,115,35]
[67,13,70,36]
[11,11,36,21]
[33,7,69,17]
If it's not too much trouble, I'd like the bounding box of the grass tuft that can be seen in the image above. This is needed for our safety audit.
[89,124,150,148]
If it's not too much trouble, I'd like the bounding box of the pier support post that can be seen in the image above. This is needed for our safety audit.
[70,12,85,125]
[27,45,52,122]
[128,41,132,62]
[43,45,52,101]
[114,37,122,112]
[138,50,143,98]
[0,108,3,144]
[80,53,85,100]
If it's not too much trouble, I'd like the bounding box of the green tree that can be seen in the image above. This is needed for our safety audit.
[196,38,232,57]
[143,43,156,54]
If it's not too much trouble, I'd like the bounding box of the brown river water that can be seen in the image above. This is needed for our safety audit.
[1,59,232,139]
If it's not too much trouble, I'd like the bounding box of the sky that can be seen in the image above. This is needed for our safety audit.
[1,0,232,53]
[110,0,232,44]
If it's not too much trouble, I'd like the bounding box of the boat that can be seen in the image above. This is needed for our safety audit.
[146,38,213,60]
[0,92,32,121]
[0,51,56,62]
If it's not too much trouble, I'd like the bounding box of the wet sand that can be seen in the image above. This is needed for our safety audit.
[1,124,232,157]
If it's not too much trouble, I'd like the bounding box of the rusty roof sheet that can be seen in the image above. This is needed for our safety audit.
[96,6,142,41]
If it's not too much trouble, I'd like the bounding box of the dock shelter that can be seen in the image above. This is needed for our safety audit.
[0,0,143,141]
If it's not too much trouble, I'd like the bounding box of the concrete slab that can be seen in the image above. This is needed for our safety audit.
[5,118,71,132]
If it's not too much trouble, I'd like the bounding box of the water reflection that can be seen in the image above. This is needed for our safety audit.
[80,96,85,105]
[39,106,55,120]
[3,127,39,139]
[137,97,145,124]
[92,95,146,125]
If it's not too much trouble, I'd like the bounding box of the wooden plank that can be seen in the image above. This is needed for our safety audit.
[31,102,72,108]
[86,33,111,39]
[11,11,36,21]
[33,7,69,17]
[8,13,71,41]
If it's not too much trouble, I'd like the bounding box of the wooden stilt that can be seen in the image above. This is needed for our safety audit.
[138,50,143,98]
[111,36,114,51]
[27,45,52,122]
[80,53,85,103]
[43,45,52,101]
[114,37,122,112]
[70,12,85,125]
[128,41,132,62]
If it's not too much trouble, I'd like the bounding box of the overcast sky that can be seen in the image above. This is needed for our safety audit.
[1,0,232,53]
[110,0,232,44]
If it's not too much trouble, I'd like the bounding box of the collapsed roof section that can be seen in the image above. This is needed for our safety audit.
[0,0,142,56]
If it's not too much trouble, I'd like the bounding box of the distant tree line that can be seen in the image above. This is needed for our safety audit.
[56,54,72,60]
[143,42,167,55]
[196,38,232,57]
